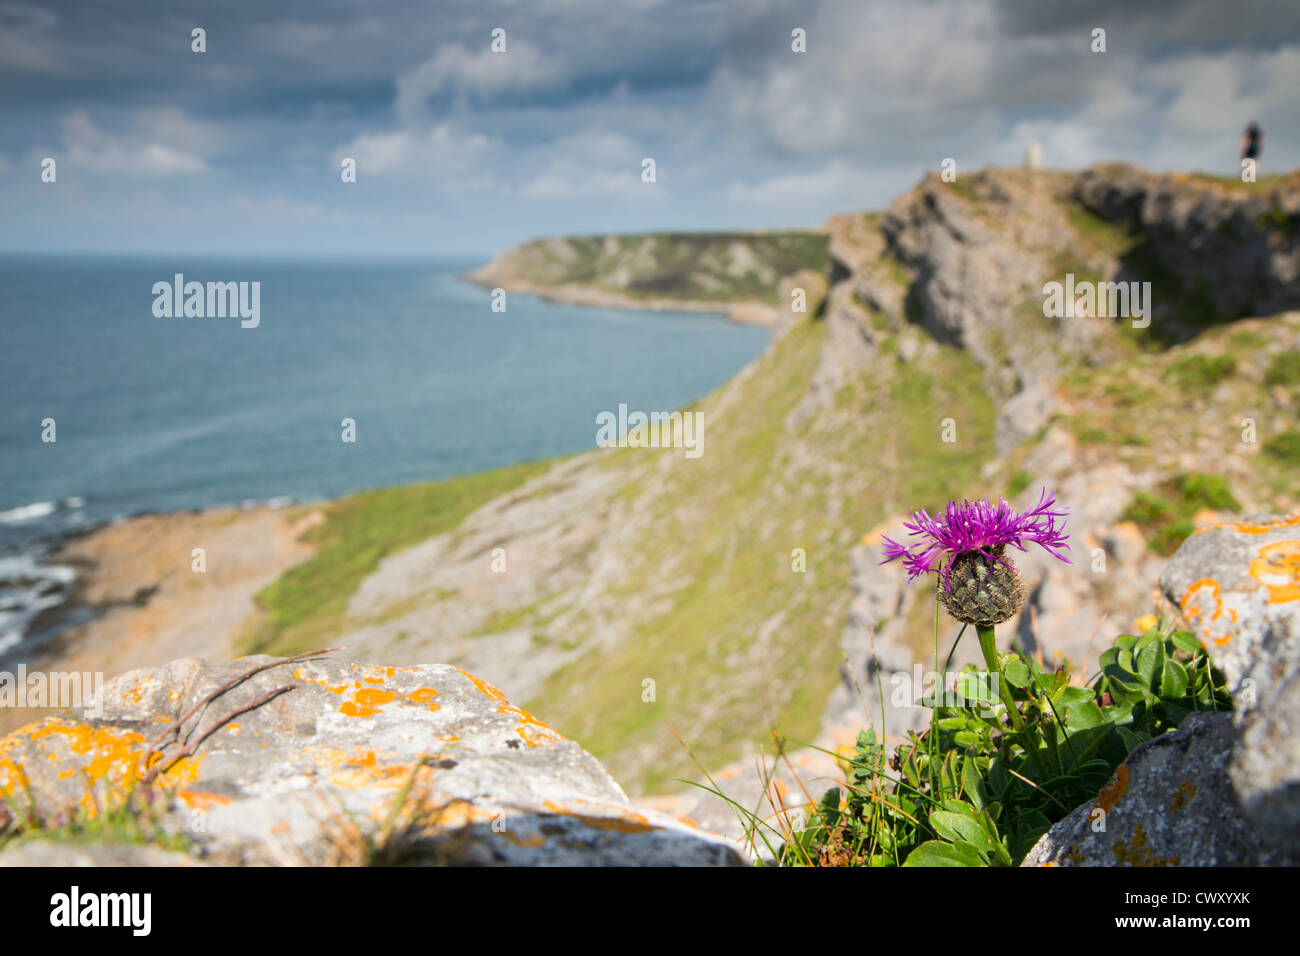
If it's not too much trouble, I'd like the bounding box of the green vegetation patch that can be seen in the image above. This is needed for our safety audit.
[1,787,190,856]
[242,460,551,657]
[1122,473,1241,556]
[1165,353,1238,389]
[1263,429,1300,466]
[1257,206,1299,238]
[1264,350,1300,387]
[774,624,1230,866]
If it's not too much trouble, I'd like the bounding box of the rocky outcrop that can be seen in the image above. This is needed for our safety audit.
[876,170,1103,452]
[1160,512,1300,847]
[1024,511,1300,865]
[1073,166,1300,320]
[1022,711,1283,866]
[0,655,744,866]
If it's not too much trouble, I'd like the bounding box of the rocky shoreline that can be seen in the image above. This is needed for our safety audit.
[0,504,317,737]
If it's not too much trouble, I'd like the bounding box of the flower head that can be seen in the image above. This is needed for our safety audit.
[881,488,1070,593]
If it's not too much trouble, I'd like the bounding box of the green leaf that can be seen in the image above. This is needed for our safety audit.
[1102,669,1145,706]
[962,756,989,811]
[988,753,1008,799]
[1004,660,1031,688]
[1170,631,1202,655]
[930,809,987,846]
[1116,725,1145,754]
[1058,686,1094,707]
[1136,639,1163,689]
[956,669,998,703]
[938,751,962,798]
[902,840,988,867]
[1160,659,1190,698]
[1064,700,1106,731]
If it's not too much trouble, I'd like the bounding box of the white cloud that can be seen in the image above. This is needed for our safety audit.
[714,0,1006,158]
[726,159,867,204]
[396,41,567,118]
[519,130,657,199]
[56,108,210,177]
[334,121,495,186]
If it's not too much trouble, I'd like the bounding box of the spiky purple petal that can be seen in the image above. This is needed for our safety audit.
[881,488,1070,590]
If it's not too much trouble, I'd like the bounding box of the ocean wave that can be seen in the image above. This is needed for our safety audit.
[0,501,57,524]
[0,551,79,661]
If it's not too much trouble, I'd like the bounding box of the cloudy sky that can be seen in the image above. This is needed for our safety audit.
[3,0,1298,257]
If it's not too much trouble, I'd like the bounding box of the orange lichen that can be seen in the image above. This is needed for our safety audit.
[1249,541,1300,604]
[1195,511,1300,536]
[349,750,378,768]
[455,668,564,747]
[1180,578,1233,646]
[1094,764,1130,814]
[1168,780,1197,813]
[332,762,420,790]
[121,683,147,704]
[339,687,396,718]
[0,718,203,819]
[505,831,547,848]
[295,745,454,792]
[1113,824,1179,866]
[542,800,654,833]
[407,687,440,711]
[225,723,242,736]
[293,666,442,718]
[177,789,233,811]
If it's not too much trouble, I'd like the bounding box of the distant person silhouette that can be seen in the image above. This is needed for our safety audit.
[1242,122,1263,165]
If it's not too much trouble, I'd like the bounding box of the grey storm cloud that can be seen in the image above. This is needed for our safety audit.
[1,0,1297,255]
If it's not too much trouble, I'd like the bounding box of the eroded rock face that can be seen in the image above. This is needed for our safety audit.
[0,656,744,866]
[1026,511,1300,865]
[1160,512,1300,848]
[1073,166,1300,320]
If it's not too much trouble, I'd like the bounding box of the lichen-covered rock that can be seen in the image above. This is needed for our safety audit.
[0,656,744,866]
[0,841,203,867]
[1027,511,1300,865]
[1160,511,1300,848]
[1023,712,1289,866]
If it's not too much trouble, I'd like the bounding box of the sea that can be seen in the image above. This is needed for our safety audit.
[0,254,768,658]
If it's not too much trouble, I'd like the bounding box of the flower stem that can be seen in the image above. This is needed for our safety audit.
[977,624,1024,732]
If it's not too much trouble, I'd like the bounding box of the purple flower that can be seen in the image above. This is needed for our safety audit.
[881,489,1070,591]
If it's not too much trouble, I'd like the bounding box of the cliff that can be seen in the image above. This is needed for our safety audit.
[7,163,1299,846]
